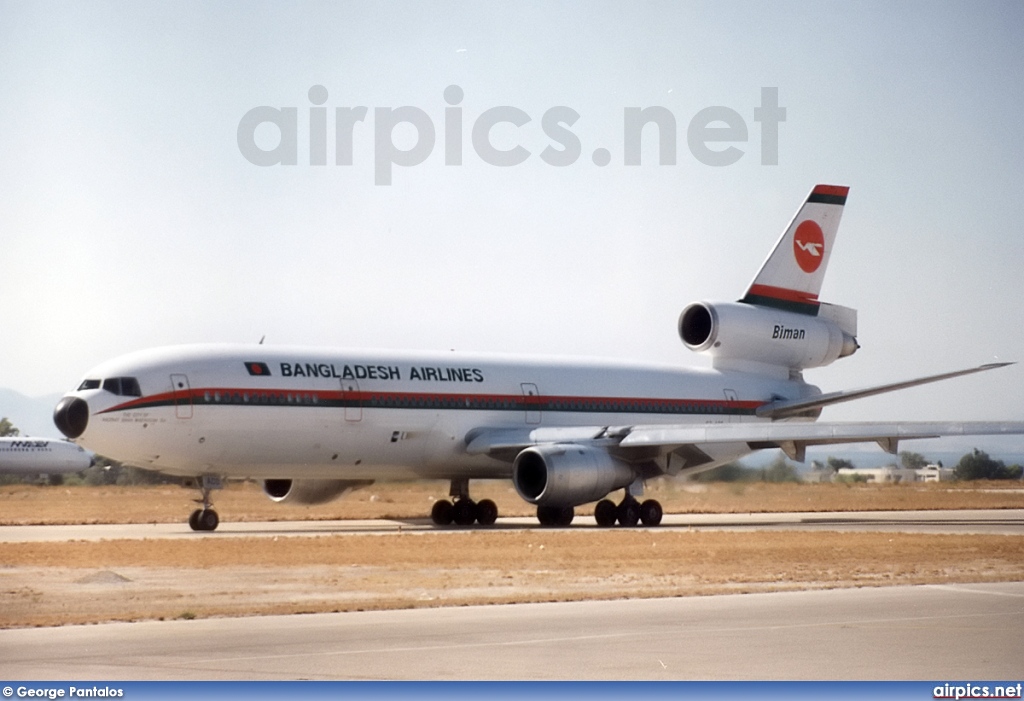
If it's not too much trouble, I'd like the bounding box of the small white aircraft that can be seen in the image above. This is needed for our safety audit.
[53,185,1023,530]
[0,436,93,475]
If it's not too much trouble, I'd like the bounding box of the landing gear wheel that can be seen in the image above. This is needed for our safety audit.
[452,498,478,526]
[639,499,663,526]
[188,475,223,532]
[537,505,574,527]
[475,499,498,526]
[594,499,617,527]
[190,508,219,531]
[431,499,454,525]
[198,508,219,531]
[617,498,640,527]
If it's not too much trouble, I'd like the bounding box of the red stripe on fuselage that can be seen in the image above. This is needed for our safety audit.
[98,387,763,415]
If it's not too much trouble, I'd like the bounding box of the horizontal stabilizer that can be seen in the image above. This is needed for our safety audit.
[755,362,1014,419]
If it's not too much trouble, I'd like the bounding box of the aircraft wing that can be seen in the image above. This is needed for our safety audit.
[619,421,1024,461]
[466,421,1024,465]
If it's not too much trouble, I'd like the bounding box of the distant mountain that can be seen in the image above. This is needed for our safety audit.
[0,389,64,437]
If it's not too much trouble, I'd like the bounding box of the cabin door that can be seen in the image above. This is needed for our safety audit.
[171,374,193,419]
[341,378,362,422]
[521,383,541,424]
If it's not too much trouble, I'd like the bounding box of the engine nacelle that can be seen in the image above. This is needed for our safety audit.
[512,444,635,507]
[262,478,373,505]
[679,301,858,374]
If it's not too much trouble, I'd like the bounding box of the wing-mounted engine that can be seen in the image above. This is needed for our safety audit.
[512,444,635,507]
[679,301,858,377]
[262,478,373,505]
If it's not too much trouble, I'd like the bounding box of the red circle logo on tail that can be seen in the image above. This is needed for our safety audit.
[793,220,825,273]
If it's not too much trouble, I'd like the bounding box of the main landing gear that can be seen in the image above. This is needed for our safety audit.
[431,479,499,527]
[537,505,575,527]
[188,475,222,532]
[593,495,663,528]
[536,494,662,528]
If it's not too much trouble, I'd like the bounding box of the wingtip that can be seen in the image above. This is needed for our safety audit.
[979,361,1016,370]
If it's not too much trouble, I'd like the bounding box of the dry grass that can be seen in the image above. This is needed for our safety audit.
[1,481,1022,629]
[2,530,1022,628]
[1,479,1022,526]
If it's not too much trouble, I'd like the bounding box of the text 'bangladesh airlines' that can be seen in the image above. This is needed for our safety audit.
[53,185,1024,530]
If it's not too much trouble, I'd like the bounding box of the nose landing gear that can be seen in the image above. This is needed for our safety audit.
[188,475,222,531]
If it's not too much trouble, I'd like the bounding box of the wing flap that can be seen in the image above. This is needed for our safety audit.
[465,426,617,455]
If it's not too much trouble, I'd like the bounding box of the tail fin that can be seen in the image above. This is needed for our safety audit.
[741,184,849,316]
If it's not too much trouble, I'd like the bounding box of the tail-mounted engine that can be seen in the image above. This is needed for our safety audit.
[512,444,635,507]
[679,301,858,375]
[262,478,374,505]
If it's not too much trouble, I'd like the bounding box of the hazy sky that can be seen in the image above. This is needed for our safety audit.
[2,1,1023,426]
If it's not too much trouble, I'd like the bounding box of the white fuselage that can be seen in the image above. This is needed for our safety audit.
[62,344,817,480]
[0,437,92,474]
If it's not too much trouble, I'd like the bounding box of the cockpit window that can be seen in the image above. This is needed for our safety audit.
[101,377,143,397]
[78,379,101,391]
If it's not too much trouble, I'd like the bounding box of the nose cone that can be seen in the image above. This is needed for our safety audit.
[54,396,89,439]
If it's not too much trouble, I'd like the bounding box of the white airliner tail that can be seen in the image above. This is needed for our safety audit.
[678,185,857,378]
[741,184,849,316]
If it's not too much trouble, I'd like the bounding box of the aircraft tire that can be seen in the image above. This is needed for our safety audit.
[452,498,477,526]
[639,499,663,526]
[475,499,498,526]
[198,509,219,531]
[188,509,202,531]
[431,499,454,525]
[617,499,640,527]
[537,505,574,527]
[594,499,617,527]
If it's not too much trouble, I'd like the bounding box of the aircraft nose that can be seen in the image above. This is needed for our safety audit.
[54,396,89,439]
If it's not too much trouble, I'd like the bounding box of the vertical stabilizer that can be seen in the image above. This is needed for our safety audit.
[741,184,849,316]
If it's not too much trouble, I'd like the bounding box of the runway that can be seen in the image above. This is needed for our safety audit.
[1,582,1022,680]
[2,508,1023,542]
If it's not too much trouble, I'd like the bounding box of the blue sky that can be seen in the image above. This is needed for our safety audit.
[2,1,1023,426]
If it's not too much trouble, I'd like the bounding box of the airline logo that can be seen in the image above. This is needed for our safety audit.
[3,440,51,450]
[245,362,272,376]
[793,220,825,273]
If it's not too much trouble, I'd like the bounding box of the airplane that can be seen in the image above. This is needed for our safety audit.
[52,184,1024,531]
[0,436,93,475]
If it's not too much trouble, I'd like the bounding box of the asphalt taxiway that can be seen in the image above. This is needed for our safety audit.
[1,508,1022,542]
[1,582,1022,680]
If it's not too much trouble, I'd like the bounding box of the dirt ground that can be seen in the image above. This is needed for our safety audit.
[1,481,1022,628]
[2,478,1023,525]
